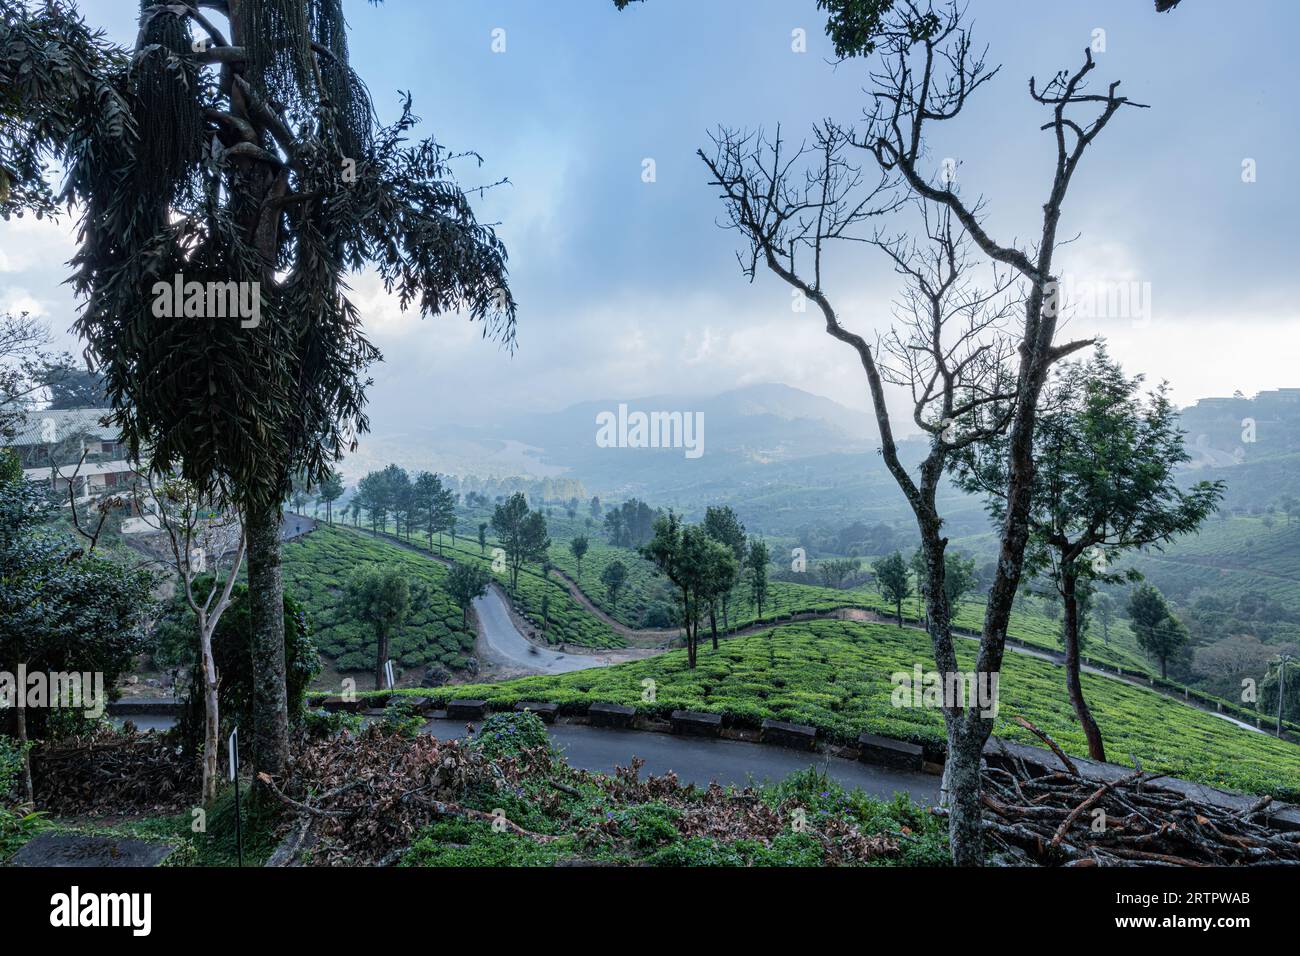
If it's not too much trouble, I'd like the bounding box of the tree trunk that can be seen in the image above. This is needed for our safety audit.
[245,502,289,776]
[709,604,719,650]
[374,625,390,691]
[1062,570,1106,762]
[895,600,903,627]
[942,718,987,867]
[15,702,32,804]
[1160,656,1167,679]
[199,616,221,804]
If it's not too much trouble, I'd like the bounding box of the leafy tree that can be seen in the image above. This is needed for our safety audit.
[912,549,976,628]
[345,565,424,690]
[1128,585,1187,679]
[491,492,550,592]
[41,359,106,409]
[872,551,912,626]
[0,312,58,438]
[640,513,735,666]
[700,537,738,650]
[1093,592,1116,645]
[589,496,602,520]
[746,537,770,619]
[570,535,589,582]
[818,557,861,590]
[1259,655,1300,735]
[477,521,488,556]
[444,560,491,626]
[0,450,156,799]
[412,471,442,549]
[942,552,977,609]
[289,474,312,515]
[5,0,516,775]
[601,559,628,612]
[703,505,746,629]
[317,469,344,525]
[432,480,457,555]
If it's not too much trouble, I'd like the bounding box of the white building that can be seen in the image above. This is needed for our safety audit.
[11,408,141,504]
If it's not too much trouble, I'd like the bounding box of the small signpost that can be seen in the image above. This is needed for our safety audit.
[384,659,396,691]
[228,726,243,867]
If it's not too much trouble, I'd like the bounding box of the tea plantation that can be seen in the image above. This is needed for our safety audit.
[281,526,477,672]
[395,619,1300,798]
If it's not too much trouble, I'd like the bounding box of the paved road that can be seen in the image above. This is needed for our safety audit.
[341,527,625,675]
[472,584,612,674]
[108,713,938,801]
[426,717,939,801]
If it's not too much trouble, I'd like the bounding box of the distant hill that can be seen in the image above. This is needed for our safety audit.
[343,380,1300,540]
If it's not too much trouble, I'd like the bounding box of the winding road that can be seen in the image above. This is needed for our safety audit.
[471,583,644,674]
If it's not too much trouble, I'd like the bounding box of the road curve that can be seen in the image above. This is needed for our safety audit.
[472,584,617,674]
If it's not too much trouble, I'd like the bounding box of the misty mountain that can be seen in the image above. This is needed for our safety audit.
[342,381,1300,539]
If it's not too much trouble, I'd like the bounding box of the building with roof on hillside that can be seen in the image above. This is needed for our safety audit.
[10,407,141,504]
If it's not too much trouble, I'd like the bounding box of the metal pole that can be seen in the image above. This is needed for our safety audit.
[230,726,244,866]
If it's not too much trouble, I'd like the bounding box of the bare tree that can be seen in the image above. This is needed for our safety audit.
[700,0,1147,864]
[134,475,246,805]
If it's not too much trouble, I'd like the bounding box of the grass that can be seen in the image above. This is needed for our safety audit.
[282,525,478,673]
[383,619,1300,799]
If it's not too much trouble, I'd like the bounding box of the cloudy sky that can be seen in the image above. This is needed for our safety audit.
[3,0,1298,436]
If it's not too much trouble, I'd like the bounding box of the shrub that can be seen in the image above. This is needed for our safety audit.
[379,699,426,738]
[472,711,549,759]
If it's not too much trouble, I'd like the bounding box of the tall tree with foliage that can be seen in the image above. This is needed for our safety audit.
[491,492,549,592]
[317,469,344,525]
[569,535,589,583]
[873,551,912,626]
[412,471,441,549]
[1128,584,1187,679]
[699,0,1152,864]
[431,479,456,555]
[956,350,1222,759]
[640,512,734,666]
[746,537,770,619]
[444,560,491,626]
[345,564,423,691]
[703,505,746,630]
[2,0,516,776]
[600,559,628,612]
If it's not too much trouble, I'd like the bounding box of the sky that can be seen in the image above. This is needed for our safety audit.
[3,0,1298,436]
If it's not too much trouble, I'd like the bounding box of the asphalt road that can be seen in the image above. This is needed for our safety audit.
[111,713,939,802]
[424,717,940,802]
[472,584,606,674]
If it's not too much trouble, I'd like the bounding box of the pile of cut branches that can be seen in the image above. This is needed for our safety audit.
[980,720,1300,866]
[585,757,900,865]
[32,725,198,815]
[263,725,562,866]
[266,727,907,866]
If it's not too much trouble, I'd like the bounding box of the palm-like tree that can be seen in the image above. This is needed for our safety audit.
[3,0,515,774]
